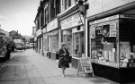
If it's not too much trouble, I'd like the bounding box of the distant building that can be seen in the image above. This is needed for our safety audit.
[9,30,22,39]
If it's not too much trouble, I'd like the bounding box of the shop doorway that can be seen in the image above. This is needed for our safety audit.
[73,32,84,58]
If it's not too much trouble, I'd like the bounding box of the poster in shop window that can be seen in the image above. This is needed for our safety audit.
[90,25,95,39]
[109,23,117,37]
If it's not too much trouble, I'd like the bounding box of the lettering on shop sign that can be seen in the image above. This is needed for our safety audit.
[47,18,58,32]
[36,29,42,37]
[61,13,83,29]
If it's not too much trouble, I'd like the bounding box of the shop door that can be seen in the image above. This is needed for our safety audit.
[73,32,84,57]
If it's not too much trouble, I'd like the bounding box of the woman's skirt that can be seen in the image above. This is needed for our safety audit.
[58,57,69,68]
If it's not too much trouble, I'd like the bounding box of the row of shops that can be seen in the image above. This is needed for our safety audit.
[36,10,85,60]
[35,0,135,83]
[36,18,60,59]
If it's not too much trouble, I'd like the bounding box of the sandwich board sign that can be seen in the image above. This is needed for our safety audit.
[77,58,94,76]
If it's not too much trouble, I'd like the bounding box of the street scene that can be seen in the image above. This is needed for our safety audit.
[0,0,135,84]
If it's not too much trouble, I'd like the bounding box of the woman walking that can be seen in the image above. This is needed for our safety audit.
[58,44,71,77]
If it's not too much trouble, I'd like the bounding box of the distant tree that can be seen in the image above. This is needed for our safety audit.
[9,30,23,39]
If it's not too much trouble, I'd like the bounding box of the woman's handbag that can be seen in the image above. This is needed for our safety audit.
[68,56,72,63]
[64,55,72,63]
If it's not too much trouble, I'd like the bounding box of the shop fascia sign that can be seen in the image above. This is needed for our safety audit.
[89,14,120,25]
[48,30,59,36]
[61,13,84,30]
[47,18,58,32]
[72,26,84,33]
[36,29,42,37]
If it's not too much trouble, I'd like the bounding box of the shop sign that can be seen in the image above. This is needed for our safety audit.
[61,13,84,30]
[89,14,119,25]
[72,26,84,33]
[47,18,58,32]
[63,30,71,35]
[48,30,59,36]
[36,29,42,37]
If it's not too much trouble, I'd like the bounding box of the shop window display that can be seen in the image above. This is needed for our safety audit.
[90,18,135,68]
[48,31,59,52]
[49,35,58,52]
[90,22,118,67]
[89,15,135,83]
[119,19,135,67]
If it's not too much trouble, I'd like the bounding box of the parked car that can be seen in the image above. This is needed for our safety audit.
[14,39,25,50]
[15,43,25,50]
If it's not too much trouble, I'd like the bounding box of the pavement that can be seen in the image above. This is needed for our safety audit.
[0,49,119,84]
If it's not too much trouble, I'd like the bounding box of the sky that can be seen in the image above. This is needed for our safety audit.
[0,0,40,36]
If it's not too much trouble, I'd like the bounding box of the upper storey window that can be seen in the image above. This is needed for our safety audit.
[61,0,78,12]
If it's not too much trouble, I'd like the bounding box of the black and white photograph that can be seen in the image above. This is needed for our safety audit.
[0,0,135,84]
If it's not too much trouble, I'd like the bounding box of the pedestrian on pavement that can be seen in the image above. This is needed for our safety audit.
[58,43,71,77]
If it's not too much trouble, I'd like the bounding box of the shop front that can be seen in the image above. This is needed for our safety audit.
[36,29,42,54]
[88,14,135,83]
[72,26,84,58]
[46,18,59,59]
[47,30,59,59]
[62,27,84,58]
[60,13,85,68]
[62,29,72,55]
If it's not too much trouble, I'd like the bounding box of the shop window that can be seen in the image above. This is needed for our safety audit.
[48,31,59,52]
[90,22,117,67]
[62,30,72,42]
[68,0,71,7]
[49,35,58,52]
[56,0,60,14]
[119,19,135,67]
